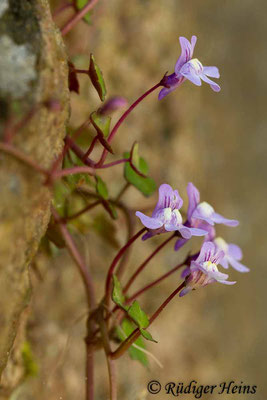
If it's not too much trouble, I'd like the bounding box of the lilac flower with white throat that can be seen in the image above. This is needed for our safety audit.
[214,237,250,273]
[180,241,236,297]
[136,184,206,240]
[187,182,239,227]
[159,35,221,100]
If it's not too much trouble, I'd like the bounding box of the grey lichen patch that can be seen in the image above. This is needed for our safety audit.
[0,0,9,18]
[0,35,37,98]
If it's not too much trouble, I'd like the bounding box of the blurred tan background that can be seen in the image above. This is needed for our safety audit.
[13,0,266,399]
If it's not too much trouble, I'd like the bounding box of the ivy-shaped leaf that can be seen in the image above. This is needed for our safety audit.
[131,142,140,169]
[90,111,113,153]
[140,328,158,343]
[129,142,147,178]
[116,319,149,367]
[95,176,109,200]
[127,300,149,329]
[52,181,72,217]
[75,0,93,24]
[90,111,111,138]
[123,152,156,197]
[89,53,107,101]
[112,275,126,308]
[127,301,157,342]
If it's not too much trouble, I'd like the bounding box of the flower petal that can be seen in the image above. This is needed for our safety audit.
[158,77,184,99]
[153,184,183,216]
[212,212,239,227]
[211,250,225,265]
[187,182,200,221]
[202,66,220,78]
[228,243,243,260]
[198,241,216,262]
[159,73,185,100]
[180,64,202,86]
[187,227,208,237]
[135,211,163,229]
[191,209,215,225]
[181,266,191,278]
[141,231,153,241]
[218,280,236,285]
[198,265,229,281]
[191,35,197,52]
[200,73,221,92]
[179,287,192,297]
[220,257,229,269]
[177,226,193,239]
[174,238,188,251]
[164,223,180,232]
[228,257,250,273]
[175,36,196,74]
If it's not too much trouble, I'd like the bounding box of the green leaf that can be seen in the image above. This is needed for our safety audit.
[131,142,140,169]
[75,0,93,24]
[116,319,149,367]
[95,176,109,200]
[128,300,149,329]
[101,200,118,220]
[89,53,107,101]
[90,111,113,153]
[140,328,157,343]
[123,152,156,197]
[52,181,72,217]
[112,275,125,308]
[64,151,92,188]
[21,341,38,377]
[90,112,111,138]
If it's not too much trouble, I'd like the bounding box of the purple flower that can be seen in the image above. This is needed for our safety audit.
[180,241,236,297]
[136,184,206,240]
[174,182,236,251]
[159,36,221,100]
[187,182,239,227]
[99,96,128,115]
[214,237,250,273]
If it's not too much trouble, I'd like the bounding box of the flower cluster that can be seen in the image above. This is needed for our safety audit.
[159,35,221,100]
[136,182,249,296]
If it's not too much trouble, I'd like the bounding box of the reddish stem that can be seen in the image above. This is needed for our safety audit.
[83,136,99,160]
[105,228,146,307]
[52,165,95,180]
[123,233,175,294]
[75,69,89,74]
[61,0,100,36]
[51,119,92,174]
[66,200,101,221]
[0,142,48,176]
[86,343,95,400]
[110,281,186,360]
[96,82,161,167]
[64,136,94,167]
[107,357,117,400]
[53,2,73,18]
[51,207,96,308]
[126,258,187,303]
[96,158,129,169]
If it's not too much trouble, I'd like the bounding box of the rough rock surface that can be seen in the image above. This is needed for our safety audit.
[0,0,69,391]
